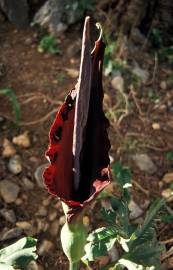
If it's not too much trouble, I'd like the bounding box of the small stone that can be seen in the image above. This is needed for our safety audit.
[97,256,110,267]
[8,155,22,175]
[0,227,23,241]
[23,177,35,190]
[12,131,30,148]
[59,215,66,226]
[36,219,49,233]
[108,246,119,262]
[162,189,173,202]
[15,198,23,205]
[16,221,33,235]
[83,216,90,226]
[132,154,157,174]
[0,180,20,203]
[34,163,49,188]
[2,138,16,158]
[0,209,16,223]
[132,66,149,83]
[66,68,79,78]
[111,74,124,92]
[37,206,48,217]
[129,200,143,220]
[26,261,43,270]
[152,122,160,130]
[42,197,51,206]
[162,173,173,184]
[49,220,59,236]
[38,240,54,255]
[160,81,167,90]
[25,37,33,45]
[48,210,57,221]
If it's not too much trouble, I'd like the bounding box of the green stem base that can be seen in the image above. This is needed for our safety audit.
[69,261,79,270]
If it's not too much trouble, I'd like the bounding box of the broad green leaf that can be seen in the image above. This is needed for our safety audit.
[84,237,116,261]
[0,263,13,270]
[87,227,117,242]
[132,198,164,245]
[0,88,21,124]
[115,258,155,270]
[84,227,117,261]
[101,207,117,226]
[0,237,37,268]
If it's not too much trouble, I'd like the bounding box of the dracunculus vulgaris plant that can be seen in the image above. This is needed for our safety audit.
[43,17,111,270]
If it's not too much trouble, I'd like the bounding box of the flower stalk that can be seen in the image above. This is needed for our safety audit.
[60,207,87,270]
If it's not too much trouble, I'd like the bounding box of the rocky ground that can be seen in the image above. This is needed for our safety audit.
[0,20,173,269]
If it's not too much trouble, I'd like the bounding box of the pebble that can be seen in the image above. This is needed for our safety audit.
[25,37,33,46]
[132,66,149,83]
[83,216,90,226]
[16,221,34,235]
[2,138,16,158]
[8,155,22,175]
[0,180,20,203]
[12,131,30,148]
[108,246,119,262]
[26,261,44,270]
[152,122,160,130]
[49,220,59,236]
[160,81,167,90]
[48,210,57,221]
[0,209,16,223]
[34,163,49,188]
[42,197,51,206]
[37,206,48,217]
[132,154,157,174]
[23,177,35,190]
[97,256,110,267]
[111,74,124,92]
[38,240,54,255]
[162,173,173,184]
[15,198,23,205]
[36,219,49,234]
[161,189,173,202]
[66,68,79,78]
[0,227,23,241]
[129,200,143,220]
[59,215,66,226]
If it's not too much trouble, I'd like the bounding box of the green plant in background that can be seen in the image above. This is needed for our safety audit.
[0,237,37,270]
[83,163,165,270]
[0,88,21,124]
[38,35,61,54]
[65,0,94,20]
[103,35,125,76]
[165,151,173,161]
[149,28,173,65]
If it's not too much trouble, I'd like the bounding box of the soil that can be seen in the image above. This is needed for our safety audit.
[0,21,173,269]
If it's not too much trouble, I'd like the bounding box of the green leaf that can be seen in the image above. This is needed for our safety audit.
[165,151,173,161]
[131,198,164,246]
[0,263,13,270]
[161,214,173,223]
[124,239,164,268]
[38,35,60,55]
[84,227,117,261]
[0,88,21,124]
[0,237,37,268]
[113,162,132,189]
[115,258,155,270]
[87,227,117,242]
[101,208,117,226]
